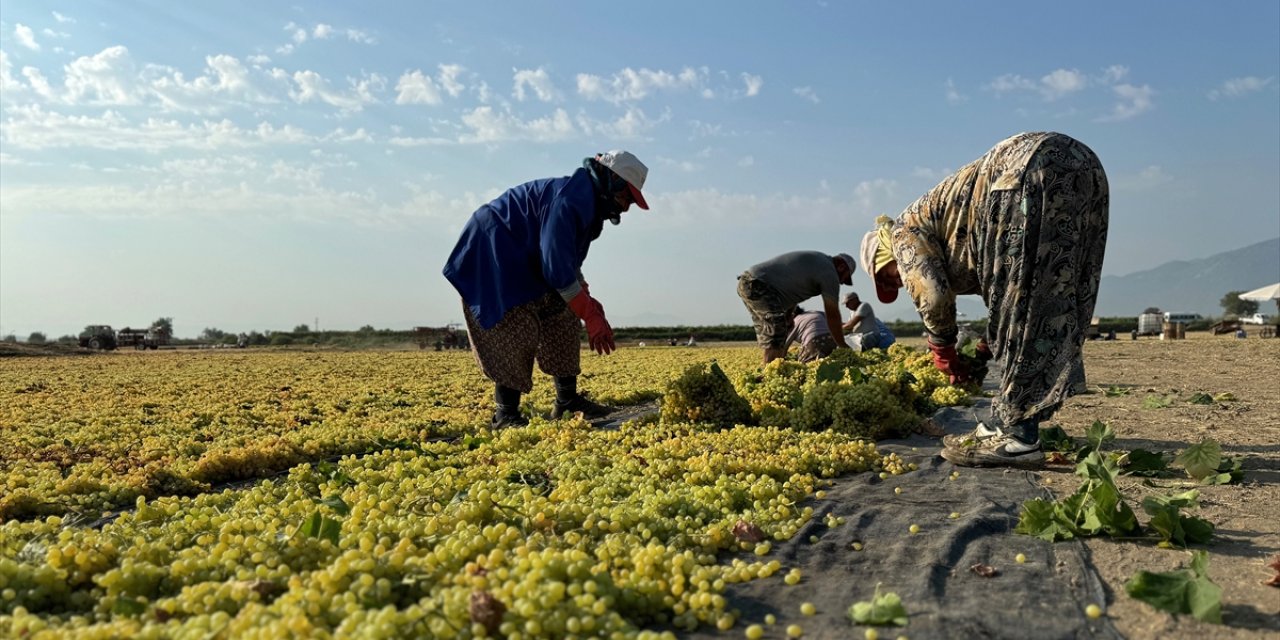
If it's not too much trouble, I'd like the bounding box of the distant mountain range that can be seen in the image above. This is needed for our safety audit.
[1094,237,1279,317]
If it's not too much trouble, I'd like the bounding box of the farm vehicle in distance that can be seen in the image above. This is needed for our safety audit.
[414,324,470,351]
[78,325,172,351]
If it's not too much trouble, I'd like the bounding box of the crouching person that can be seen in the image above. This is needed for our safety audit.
[786,307,839,362]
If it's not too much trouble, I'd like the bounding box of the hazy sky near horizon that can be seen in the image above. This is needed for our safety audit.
[1,1,1278,339]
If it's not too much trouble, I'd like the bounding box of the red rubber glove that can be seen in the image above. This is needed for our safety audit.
[928,342,970,385]
[975,339,994,362]
[567,291,615,355]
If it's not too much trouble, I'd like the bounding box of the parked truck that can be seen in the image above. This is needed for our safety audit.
[116,327,169,350]
[1136,312,1164,337]
[78,324,172,351]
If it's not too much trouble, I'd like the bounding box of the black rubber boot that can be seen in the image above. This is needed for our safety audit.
[491,385,528,429]
[551,376,614,419]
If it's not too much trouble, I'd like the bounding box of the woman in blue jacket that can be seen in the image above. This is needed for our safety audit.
[443,151,650,428]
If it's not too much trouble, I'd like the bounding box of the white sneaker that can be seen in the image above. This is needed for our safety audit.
[942,422,1001,449]
[941,434,1044,469]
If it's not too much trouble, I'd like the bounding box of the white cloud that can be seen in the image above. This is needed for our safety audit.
[657,156,701,172]
[247,54,271,66]
[1114,165,1173,191]
[147,54,275,112]
[944,77,966,105]
[648,184,891,230]
[52,11,75,23]
[41,28,71,39]
[21,66,56,100]
[987,73,1035,95]
[0,180,391,223]
[290,27,308,45]
[793,86,819,103]
[0,152,43,166]
[322,127,374,143]
[741,73,763,97]
[1039,68,1087,100]
[513,67,557,102]
[0,104,318,152]
[853,178,898,214]
[312,24,334,39]
[1099,83,1154,121]
[14,24,41,51]
[268,159,324,187]
[688,119,737,138]
[988,69,1087,101]
[911,166,953,181]
[0,50,22,92]
[738,155,754,167]
[346,29,376,44]
[289,70,383,112]
[387,134,453,147]
[1100,65,1128,84]
[459,106,575,143]
[1208,76,1275,101]
[64,46,139,105]
[576,66,706,103]
[395,69,442,105]
[438,64,465,97]
[575,106,664,139]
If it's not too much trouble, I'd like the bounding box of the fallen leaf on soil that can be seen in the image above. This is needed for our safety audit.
[1266,555,1280,588]
[970,563,1000,577]
[1045,452,1073,465]
[916,418,947,437]
[732,520,765,543]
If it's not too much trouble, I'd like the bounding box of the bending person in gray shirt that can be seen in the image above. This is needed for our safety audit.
[737,250,856,363]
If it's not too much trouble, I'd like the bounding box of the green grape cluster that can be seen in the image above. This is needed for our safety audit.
[791,378,917,440]
[929,385,971,407]
[659,362,753,428]
[725,344,972,439]
[735,360,809,428]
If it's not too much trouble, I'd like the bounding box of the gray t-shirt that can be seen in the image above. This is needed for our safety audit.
[848,302,877,336]
[747,251,840,309]
[787,311,831,347]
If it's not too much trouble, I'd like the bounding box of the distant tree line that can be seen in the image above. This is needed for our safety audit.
[7,289,1268,348]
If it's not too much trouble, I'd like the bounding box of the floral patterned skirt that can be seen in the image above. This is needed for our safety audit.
[461,293,581,392]
[983,136,1109,427]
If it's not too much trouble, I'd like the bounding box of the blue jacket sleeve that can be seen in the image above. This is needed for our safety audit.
[541,180,592,301]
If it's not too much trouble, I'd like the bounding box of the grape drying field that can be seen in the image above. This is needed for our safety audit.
[2,338,1277,640]
[0,345,958,638]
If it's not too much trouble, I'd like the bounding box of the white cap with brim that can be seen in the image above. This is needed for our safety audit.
[597,150,649,210]
[834,253,856,285]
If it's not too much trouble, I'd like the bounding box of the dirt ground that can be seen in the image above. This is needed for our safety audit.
[1042,333,1280,638]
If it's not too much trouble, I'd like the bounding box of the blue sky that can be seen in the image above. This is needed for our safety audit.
[1,1,1277,339]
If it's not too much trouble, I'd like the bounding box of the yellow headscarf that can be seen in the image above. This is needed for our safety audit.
[873,215,895,273]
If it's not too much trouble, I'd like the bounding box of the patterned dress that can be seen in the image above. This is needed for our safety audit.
[888,132,1109,427]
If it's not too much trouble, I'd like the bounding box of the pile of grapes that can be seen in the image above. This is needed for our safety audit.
[663,345,974,439]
